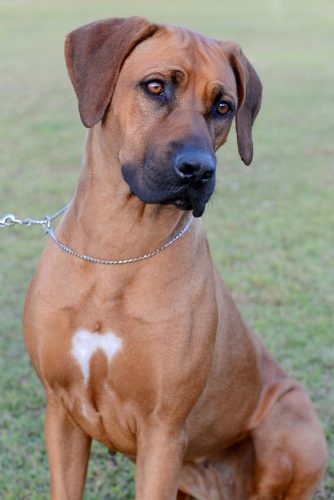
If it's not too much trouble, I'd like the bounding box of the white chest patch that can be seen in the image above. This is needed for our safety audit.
[71,329,122,384]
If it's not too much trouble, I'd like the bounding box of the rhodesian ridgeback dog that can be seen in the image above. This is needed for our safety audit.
[23,17,327,499]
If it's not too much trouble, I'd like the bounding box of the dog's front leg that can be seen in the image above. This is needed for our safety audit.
[135,425,187,500]
[45,393,91,500]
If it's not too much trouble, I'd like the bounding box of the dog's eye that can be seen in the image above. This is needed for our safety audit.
[216,101,231,116]
[145,80,164,96]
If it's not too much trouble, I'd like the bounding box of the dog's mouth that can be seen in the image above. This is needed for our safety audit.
[161,191,210,218]
[121,163,215,218]
[127,183,213,218]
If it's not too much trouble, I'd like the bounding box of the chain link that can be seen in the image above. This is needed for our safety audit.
[0,204,68,229]
[46,216,194,265]
[1,202,194,265]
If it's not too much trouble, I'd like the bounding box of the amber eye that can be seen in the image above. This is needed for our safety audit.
[216,101,231,115]
[145,80,164,95]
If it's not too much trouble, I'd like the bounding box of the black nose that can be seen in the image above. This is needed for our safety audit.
[174,149,216,184]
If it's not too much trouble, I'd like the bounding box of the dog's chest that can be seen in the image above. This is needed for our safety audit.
[41,324,139,451]
[40,313,206,452]
[30,260,219,451]
[70,328,123,384]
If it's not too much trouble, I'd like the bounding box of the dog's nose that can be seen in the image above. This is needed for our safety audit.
[174,150,216,183]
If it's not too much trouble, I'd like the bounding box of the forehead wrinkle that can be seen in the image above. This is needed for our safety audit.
[122,26,237,110]
[141,26,219,74]
[161,25,194,51]
[209,83,236,102]
[210,83,225,99]
[126,26,228,83]
[136,66,187,84]
[178,32,235,96]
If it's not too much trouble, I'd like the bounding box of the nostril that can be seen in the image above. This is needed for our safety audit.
[175,161,215,182]
[201,169,214,181]
[178,162,195,178]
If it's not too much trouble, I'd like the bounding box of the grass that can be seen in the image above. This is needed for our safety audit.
[0,0,333,497]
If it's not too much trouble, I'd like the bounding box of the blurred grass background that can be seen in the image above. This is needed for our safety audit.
[0,0,333,498]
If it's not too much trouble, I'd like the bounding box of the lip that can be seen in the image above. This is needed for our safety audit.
[122,163,213,217]
[160,195,207,217]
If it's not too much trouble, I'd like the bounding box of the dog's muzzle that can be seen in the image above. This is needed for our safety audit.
[121,146,216,218]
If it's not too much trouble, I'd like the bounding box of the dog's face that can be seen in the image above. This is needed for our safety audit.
[65,17,262,217]
[113,29,237,217]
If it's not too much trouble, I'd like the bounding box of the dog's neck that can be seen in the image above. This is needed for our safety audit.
[64,125,192,260]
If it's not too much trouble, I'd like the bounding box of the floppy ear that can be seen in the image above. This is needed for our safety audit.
[223,43,262,165]
[65,17,158,128]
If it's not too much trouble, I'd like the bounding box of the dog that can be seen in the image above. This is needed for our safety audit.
[23,17,327,499]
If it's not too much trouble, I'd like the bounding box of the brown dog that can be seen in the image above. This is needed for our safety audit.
[23,17,327,499]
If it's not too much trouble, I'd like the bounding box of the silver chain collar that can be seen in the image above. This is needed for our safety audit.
[0,204,68,229]
[0,204,194,265]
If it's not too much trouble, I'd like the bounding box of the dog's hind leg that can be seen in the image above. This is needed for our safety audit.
[178,388,327,500]
[45,393,91,500]
[250,387,327,499]
[178,439,254,500]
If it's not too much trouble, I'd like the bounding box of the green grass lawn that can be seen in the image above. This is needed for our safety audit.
[0,0,333,498]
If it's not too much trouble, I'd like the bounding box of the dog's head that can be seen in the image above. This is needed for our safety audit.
[65,17,262,217]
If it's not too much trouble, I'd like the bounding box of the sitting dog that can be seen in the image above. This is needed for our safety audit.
[23,17,327,499]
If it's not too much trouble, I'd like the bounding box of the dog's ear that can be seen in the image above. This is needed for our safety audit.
[65,17,158,128]
[223,42,262,165]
